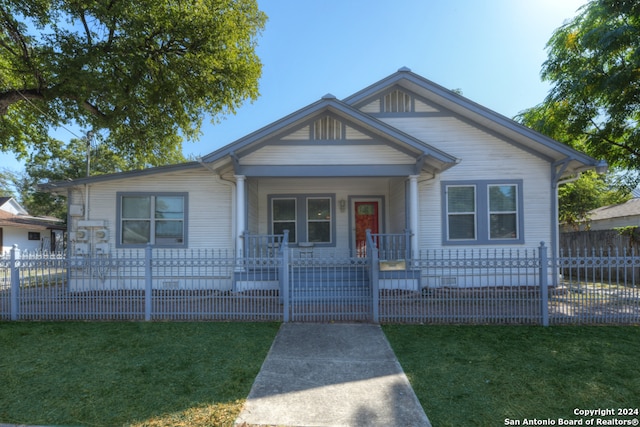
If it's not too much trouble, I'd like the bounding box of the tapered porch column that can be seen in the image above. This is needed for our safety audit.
[235,175,246,256]
[409,175,419,257]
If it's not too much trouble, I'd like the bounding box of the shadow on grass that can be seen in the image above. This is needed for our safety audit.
[0,322,280,427]
[383,325,640,427]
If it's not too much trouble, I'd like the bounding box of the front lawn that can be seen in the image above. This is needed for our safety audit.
[0,322,280,427]
[1,323,638,427]
[383,325,640,427]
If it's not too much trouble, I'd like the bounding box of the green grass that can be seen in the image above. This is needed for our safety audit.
[0,322,280,427]
[2,323,638,427]
[383,325,640,427]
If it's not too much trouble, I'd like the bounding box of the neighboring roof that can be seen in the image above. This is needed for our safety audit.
[0,210,66,230]
[588,198,640,222]
[0,196,29,215]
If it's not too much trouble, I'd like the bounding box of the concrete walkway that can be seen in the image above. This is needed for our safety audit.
[234,323,431,427]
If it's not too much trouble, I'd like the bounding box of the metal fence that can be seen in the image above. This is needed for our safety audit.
[1,243,638,325]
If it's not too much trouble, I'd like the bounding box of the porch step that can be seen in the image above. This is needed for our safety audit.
[290,286,371,302]
[289,266,370,302]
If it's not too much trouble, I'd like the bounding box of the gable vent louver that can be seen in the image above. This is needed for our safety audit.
[383,90,412,113]
[313,116,343,140]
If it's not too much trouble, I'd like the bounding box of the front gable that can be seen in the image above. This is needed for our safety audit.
[344,67,605,179]
[203,95,459,178]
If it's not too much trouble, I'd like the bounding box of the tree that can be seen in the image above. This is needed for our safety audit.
[4,136,139,219]
[558,171,630,230]
[519,0,639,174]
[0,0,266,166]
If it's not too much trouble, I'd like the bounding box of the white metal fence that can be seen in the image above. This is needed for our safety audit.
[1,243,638,324]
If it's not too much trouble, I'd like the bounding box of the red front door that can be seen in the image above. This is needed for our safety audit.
[355,201,379,257]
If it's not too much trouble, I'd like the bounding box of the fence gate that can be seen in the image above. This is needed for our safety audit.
[287,254,372,322]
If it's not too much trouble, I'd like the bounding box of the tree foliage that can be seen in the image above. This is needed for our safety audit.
[0,0,266,166]
[519,0,639,173]
[558,171,630,230]
[2,137,138,219]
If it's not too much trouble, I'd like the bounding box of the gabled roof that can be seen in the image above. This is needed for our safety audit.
[39,162,204,192]
[39,68,604,189]
[344,67,605,178]
[0,196,29,215]
[201,94,459,177]
[588,198,640,222]
[0,199,66,230]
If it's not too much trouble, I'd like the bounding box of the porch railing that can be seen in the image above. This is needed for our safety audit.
[1,242,638,325]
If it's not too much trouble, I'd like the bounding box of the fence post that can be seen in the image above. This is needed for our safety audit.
[367,230,380,323]
[145,244,153,321]
[10,244,20,321]
[539,242,549,327]
[281,230,290,322]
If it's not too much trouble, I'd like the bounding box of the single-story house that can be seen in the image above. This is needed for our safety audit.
[0,197,66,254]
[41,68,605,290]
[575,197,640,231]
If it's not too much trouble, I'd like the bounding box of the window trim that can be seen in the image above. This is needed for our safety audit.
[116,192,188,248]
[268,194,336,247]
[442,180,524,245]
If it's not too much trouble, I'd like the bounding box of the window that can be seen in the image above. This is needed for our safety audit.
[272,198,297,242]
[307,198,331,243]
[28,232,41,241]
[269,194,335,246]
[489,185,518,240]
[446,186,476,240]
[443,181,523,245]
[118,193,187,247]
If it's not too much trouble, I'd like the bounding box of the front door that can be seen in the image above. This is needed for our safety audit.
[354,201,379,257]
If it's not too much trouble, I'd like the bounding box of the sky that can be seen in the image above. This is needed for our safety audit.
[1,0,589,172]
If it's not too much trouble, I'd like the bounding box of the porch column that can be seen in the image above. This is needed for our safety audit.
[235,175,246,256]
[409,175,419,257]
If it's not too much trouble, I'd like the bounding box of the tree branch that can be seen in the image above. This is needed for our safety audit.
[586,118,640,157]
[79,10,93,46]
[0,89,43,115]
[0,88,106,120]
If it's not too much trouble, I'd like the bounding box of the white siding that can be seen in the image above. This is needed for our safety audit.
[344,126,372,140]
[70,169,234,252]
[359,100,380,114]
[414,99,439,113]
[242,145,414,165]
[2,227,48,253]
[379,116,554,251]
[281,126,310,140]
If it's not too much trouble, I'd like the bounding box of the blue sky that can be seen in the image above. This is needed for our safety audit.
[2,0,588,171]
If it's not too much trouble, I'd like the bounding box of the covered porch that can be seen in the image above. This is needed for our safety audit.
[235,176,422,259]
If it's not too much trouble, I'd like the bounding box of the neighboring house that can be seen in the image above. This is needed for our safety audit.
[580,197,640,231]
[40,68,604,289]
[0,197,66,254]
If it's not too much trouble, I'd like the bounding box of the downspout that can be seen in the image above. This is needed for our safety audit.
[550,160,572,287]
[84,184,90,221]
[198,158,237,253]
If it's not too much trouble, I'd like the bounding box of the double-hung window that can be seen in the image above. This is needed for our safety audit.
[443,181,523,245]
[270,195,334,246]
[272,198,297,243]
[118,192,187,247]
